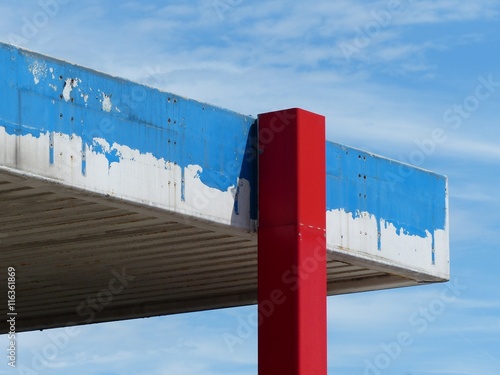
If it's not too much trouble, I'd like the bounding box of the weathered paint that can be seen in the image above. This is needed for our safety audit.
[0,42,449,281]
[326,142,449,279]
[0,42,258,231]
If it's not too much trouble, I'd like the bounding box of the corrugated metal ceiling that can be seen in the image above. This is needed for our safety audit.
[0,169,413,333]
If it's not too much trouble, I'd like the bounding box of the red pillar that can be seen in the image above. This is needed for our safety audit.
[258,108,327,375]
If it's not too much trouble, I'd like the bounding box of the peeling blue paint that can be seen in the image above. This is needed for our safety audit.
[49,132,54,165]
[91,141,121,168]
[180,167,186,202]
[81,142,87,176]
[326,142,447,241]
[0,42,257,220]
[0,42,446,235]
[233,185,240,216]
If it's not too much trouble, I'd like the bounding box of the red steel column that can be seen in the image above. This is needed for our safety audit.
[258,108,327,375]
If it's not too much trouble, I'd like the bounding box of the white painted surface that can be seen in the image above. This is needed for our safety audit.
[0,128,252,231]
[326,209,449,280]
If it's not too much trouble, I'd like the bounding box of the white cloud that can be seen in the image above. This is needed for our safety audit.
[397,0,500,25]
[442,137,500,161]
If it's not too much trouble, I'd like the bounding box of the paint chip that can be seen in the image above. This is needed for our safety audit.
[62,78,79,102]
[28,61,47,85]
[102,93,112,112]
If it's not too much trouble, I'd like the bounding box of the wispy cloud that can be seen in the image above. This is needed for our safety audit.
[1,1,499,374]
[397,1,500,25]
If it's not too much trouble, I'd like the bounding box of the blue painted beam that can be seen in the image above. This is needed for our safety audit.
[0,41,258,229]
[326,142,448,280]
[0,42,448,280]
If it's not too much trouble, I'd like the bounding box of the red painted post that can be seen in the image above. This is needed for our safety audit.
[258,108,327,375]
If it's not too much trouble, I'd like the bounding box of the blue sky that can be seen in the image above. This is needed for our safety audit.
[1,0,500,374]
